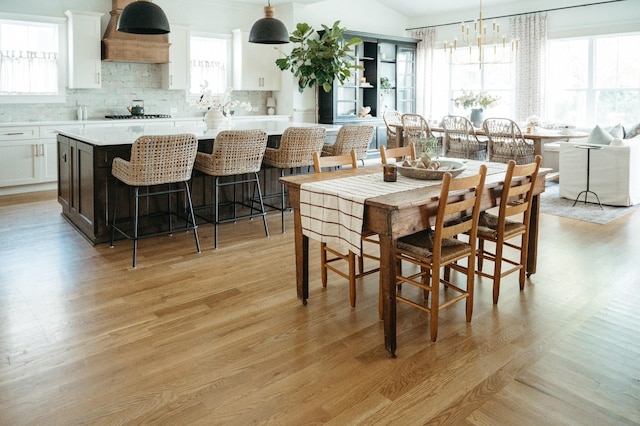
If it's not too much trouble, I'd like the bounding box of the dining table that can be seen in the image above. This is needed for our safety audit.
[391,123,588,156]
[280,160,550,357]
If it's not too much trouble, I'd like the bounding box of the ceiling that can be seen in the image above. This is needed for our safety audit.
[229,0,614,23]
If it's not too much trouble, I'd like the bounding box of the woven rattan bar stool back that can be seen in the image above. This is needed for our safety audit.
[110,133,201,268]
[262,126,327,232]
[193,129,269,249]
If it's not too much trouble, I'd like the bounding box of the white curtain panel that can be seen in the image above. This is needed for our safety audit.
[0,50,58,94]
[410,27,435,118]
[511,13,547,122]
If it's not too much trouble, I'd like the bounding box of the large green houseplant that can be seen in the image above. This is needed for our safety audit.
[275,21,361,94]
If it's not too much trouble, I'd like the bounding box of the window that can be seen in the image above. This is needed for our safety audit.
[430,48,514,121]
[546,33,640,127]
[0,15,65,103]
[190,35,230,95]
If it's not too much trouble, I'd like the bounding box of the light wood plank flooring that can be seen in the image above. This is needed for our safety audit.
[1,190,639,425]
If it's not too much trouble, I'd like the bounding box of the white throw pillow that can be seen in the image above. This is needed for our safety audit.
[625,122,640,139]
[610,138,626,146]
[608,123,625,138]
[586,125,614,145]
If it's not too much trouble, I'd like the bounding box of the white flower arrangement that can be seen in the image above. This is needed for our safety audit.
[195,82,252,116]
[452,90,499,109]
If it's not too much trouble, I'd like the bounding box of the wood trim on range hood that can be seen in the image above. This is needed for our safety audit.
[102,0,170,63]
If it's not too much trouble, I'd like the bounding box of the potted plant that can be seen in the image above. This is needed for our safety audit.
[275,21,361,121]
[452,90,500,127]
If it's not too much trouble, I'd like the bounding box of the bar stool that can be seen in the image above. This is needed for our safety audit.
[110,133,200,268]
[262,126,326,232]
[193,129,269,249]
[321,125,375,165]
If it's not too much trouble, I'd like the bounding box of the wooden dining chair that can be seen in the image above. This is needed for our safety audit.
[475,155,541,304]
[442,115,487,160]
[483,118,536,165]
[312,150,379,307]
[380,142,416,164]
[394,165,487,342]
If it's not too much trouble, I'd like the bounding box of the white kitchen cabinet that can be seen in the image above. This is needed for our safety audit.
[65,10,103,89]
[0,126,55,187]
[162,25,190,90]
[232,29,281,91]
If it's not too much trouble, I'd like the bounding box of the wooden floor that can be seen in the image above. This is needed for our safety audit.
[1,189,639,425]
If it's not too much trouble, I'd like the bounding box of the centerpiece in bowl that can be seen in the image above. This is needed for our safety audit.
[398,157,467,180]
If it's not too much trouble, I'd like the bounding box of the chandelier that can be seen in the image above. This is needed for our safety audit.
[444,0,518,68]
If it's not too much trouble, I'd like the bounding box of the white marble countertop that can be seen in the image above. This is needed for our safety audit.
[57,120,342,146]
[0,115,290,127]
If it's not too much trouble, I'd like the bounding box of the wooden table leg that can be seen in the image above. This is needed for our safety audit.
[526,193,541,277]
[379,234,397,357]
[289,188,309,304]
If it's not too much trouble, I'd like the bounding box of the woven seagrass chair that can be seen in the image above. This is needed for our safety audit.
[475,155,541,304]
[312,150,379,308]
[442,115,488,160]
[482,118,536,165]
[383,110,402,149]
[401,113,436,153]
[395,165,487,342]
[110,133,200,268]
[262,126,326,233]
[193,129,269,249]
[380,142,417,165]
[321,125,374,165]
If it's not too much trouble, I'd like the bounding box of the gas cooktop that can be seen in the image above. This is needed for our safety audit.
[105,114,172,119]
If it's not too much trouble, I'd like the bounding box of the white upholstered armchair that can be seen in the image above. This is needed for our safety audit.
[559,136,640,206]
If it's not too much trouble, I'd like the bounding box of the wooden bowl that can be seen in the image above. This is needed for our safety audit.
[397,159,467,180]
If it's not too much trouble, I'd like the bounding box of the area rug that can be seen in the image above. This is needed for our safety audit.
[540,182,640,224]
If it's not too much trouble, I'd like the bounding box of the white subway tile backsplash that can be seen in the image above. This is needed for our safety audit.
[0,62,270,122]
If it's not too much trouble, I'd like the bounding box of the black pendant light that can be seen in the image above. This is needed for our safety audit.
[118,0,170,35]
[249,1,289,44]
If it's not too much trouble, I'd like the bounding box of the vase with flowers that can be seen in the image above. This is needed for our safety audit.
[452,90,499,127]
[195,82,252,129]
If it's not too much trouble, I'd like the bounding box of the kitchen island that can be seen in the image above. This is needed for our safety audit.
[56,121,341,244]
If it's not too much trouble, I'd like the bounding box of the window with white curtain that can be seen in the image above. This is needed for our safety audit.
[546,32,640,127]
[0,16,63,102]
[430,48,515,121]
[190,35,230,95]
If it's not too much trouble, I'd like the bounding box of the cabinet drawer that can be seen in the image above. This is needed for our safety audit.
[0,126,39,141]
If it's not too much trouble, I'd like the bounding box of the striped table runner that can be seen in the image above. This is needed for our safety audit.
[300,161,506,256]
